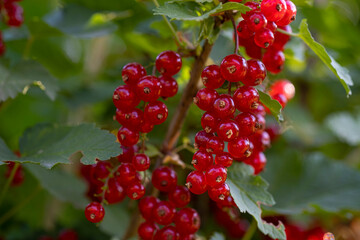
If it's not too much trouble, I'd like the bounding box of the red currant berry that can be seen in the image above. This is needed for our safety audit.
[126,181,145,200]
[116,163,136,186]
[262,49,285,74]
[117,145,137,163]
[132,154,150,171]
[139,121,154,133]
[250,131,271,152]
[186,171,207,195]
[255,113,266,133]
[84,202,105,223]
[235,112,259,136]
[206,165,227,188]
[206,136,224,154]
[272,93,287,108]
[213,94,236,119]
[174,208,201,235]
[276,0,297,26]
[122,62,146,85]
[217,119,240,142]
[194,130,214,150]
[180,234,196,240]
[242,59,267,86]
[93,161,112,182]
[228,220,249,238]
[220,54,248,82]
[228,137,251,158]
[242,2,260,20]
[266,21,278,32]
[254,28,275,48]
[215,152,233,167]
[269,79,295,100]
[236,20,254,39]
[113,85,140,111]
[261,0,287,22]
[152,166,177,192]
[201,112,218,133]
[156,51,182,76]
[138,221,158,240]
[139,196,160,221]
[272,25,292,50]
[153,226,179,240]
[115,108,143,130]
[250,104,266,116]
[233,86,260,112]
[192,149,213,171]
[243,151,267,174]
[266,124,281,142]
[193,88,218,111]
[144,100,168,125]
[153,201,176,225]
[246,12,268,32]
[208,183,230,202]
[159,75,178,98]
[5,2,23,27]
[168,186,191,208]
[216,195,236,208]
[201,65,225,89]
[117,127,139,147]
[136,76,161,102]
[105,178,126,204]
[0,38,5,56]
[244,38,263,59]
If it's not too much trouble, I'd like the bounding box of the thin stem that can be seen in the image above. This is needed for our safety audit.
[23,35,35,60]
[241,219,258,240]
[152,0,182,46]
[229,12,239,54]
[0,163,20,207]
[0,184,42,226]
[228,82,232,95]
[276,28,300,38]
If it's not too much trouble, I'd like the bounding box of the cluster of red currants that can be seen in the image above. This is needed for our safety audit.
[0,0,24,55]
[215,205,249,238]
[82,51,182,225]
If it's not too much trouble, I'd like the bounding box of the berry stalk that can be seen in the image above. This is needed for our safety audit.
[0,162,20,207]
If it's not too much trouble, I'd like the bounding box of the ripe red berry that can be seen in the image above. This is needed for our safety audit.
[242,59,267,86]
[116,163,136,186]
[250,104,266,116]
[269,79,295,100]
[168,186,191,208]
[233,86,260,112]
[228,220,249,238]
[93,161,111,182]
[266,21,278,32]
[153,226,179,240]
[159,75,178,98]
[201,112,218,133]
[246,12,268,32]
[136,76,162,102]
[152,166,177,192]
[235,112,259,136]
[261,0,287,22]
[201,65,225,89]
[244,38,263,59]
[105,178,126,204]
[192,149,213,171]
[228,137,251,158]
[213,94,236,119]
[250,131,271,152]
[84,202,105,223]
[276,0,297,26]
[186,171,207,195]
[242,2,260,20]
[217,119,240,142]
[206,136,225,154]
[117,145,137,163]
[5,2,23,27]
[139,121,154,133]
[174,208,201,235]
[153,201,176,225]
[117,127,139,147]
[263,49,285,74]
[194,130,214,150]
[0,40,5,56]
[126,181,145,200]
[194,88,218,111]
[237,20,254,39]
[58,229,78,240]
[208,183,230,202]
[122,62,146,85]
[255,113,266,133]
[138,222,158,240]
[243,151,267,174]
[115,108,143,130]
[272,93,288,108]
[254,28,275,48]
[272,25,292,50]
[215,152,233,167]
[132,154,150,171]
[113,85,140,111]
[156,51,182,76]
[206,165,227,187]
[144,100,168,125]
[220,54,248,82]
[139,196,160,221]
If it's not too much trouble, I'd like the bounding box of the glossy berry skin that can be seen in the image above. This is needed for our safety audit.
[251,104,266,117]
[159,75,178,98]
[201,112,218,133]
[168,186,191,208]
[220,54,248,82]
[262,49,285,74]
[250,131,271,152]
[242,2,260,20]
[244,151,267,174]
[206,165,227,187]
[228,137,251,158]
[266,21,278,32]
[201,65,225,89]
[254,28,275,48]
[233,86,260,112]
[261,0,287,22]
[242,59,267,86]
[139,196,160,221]
[186,171,207,195]
[113,85,140,111]
[246,12,267,32]
[136,76,161,102]
[152,166,177,192]
[244,38,263,59]
[156,50,182,76]
[217,119,240,142]
[235,112,259,136]
[194,88,218,111]
[272,93,287,108]
[255,113,266,133]
[237,20,254,39]
[144,101,168,125]
[117,127,139,147]
[215,152,233,167]
[153,226,179,240]
[105,178,126,204]
[5,2,23,27]
[138,222,158,240]
[117,163,136,186]
[276,0,297,26]
[213,94,236,119]
[115,108,143,130]
[194,130,213,150]
[153,201,176,225]
[132,154,150,171]
[121,62,146,85]
[93,161,111,182]
[174,208,201,235]
[126,181,145,200]
[206,136,224,154]
[273,25,292,50]
[84,202,105,223]
[139,121,154,133]
[269,79,295,100]
[208,183,230,202]
[192,149,213,171]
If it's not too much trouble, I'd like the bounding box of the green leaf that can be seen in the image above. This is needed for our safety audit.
[154,2,250,21]
[298,19,353,96]
[227,163,286,240]
[263,152,360,214]
[326,112,360,146]
[16,123,121,169]
[258,90,283,122]
[26,164,88,208]
[209,232,226,240]
[0,138,19,165]
[0,60,58,102]
[99,204,130,238]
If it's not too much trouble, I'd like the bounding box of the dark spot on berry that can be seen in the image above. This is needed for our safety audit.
[276,3,282,12]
